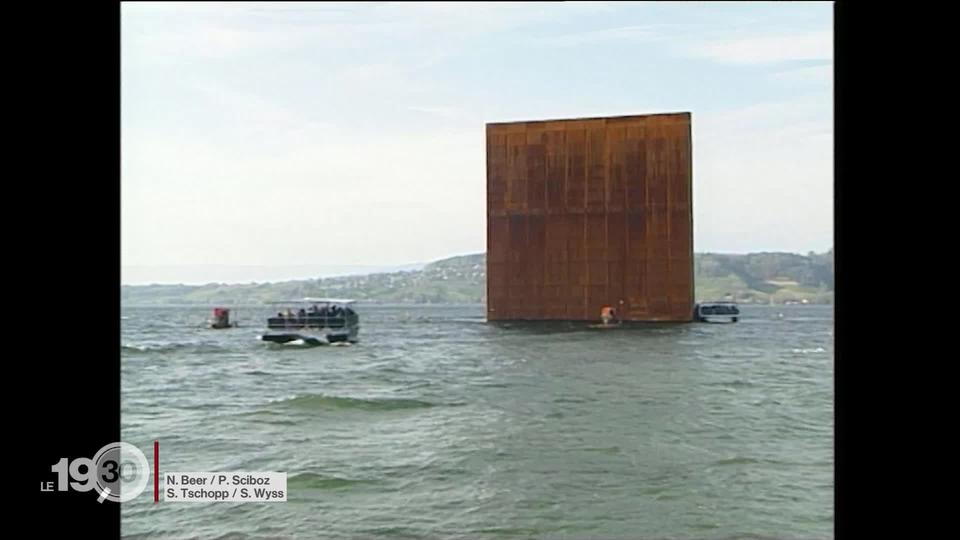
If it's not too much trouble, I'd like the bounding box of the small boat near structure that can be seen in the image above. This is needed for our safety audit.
[694,302,740,323]
[587,321,623,329]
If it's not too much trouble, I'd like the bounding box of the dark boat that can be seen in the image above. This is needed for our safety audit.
[694,302,740,323]
[258,298,360,346]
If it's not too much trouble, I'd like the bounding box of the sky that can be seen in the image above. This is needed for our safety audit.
[121,1,833,285]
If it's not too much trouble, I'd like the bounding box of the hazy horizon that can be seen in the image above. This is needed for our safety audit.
[122,2,833,285]
[121,261,429,286]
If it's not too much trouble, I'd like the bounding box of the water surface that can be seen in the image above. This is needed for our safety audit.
[121,304,833,539]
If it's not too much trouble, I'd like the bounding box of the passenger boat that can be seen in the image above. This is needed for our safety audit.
[694,302,740,323]
[258,298,360,346]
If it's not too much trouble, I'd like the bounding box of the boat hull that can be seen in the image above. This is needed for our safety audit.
[209,323,236,329]
[587,323,623,329]
[259,327,358,347]
[697,316,738,324]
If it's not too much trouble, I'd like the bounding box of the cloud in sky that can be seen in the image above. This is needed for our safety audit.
[122,1,833,284]
[771,63,833,86]
[685,29,832,65]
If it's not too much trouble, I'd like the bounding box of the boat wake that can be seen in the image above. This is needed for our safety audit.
[264,336,353,348]
[271,338,323,348]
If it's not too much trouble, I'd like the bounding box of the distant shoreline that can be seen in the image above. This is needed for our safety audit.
[122,251,833,307]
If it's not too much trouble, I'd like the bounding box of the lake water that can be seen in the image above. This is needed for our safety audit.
[121,304,833,539]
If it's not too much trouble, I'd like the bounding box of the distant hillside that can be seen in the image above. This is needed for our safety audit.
[121,250,833,306]
[694,250,833,304]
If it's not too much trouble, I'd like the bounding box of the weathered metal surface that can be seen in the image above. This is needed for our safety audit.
[486,112,693,322]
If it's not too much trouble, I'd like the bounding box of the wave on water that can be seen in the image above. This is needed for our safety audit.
[446,317,488,324]
[706,379,757,388]
[287,472,376,490]
[210,533,255,540]
[790,347,827,354]
[712,456,760,466]
[268,393,438,411]
[230,409,299,425]
[121,342,229,355]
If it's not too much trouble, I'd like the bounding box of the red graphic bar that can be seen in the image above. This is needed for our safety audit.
[154,440,159,503]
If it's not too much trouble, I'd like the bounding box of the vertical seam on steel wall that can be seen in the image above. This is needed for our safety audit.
[624,127,630,318]
[645,122,651,319]
[562,128,568,320]
[485,126,490,318]
[604,120,610,309]
[563,127,570,321]
[688,115,695,319]
[583,127,589,320]
[667,121,673,319]
[583,128,589,321]
[542,129,548,319]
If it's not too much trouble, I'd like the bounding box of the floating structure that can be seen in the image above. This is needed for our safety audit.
[486,112,694,322]
[209,307,236,329]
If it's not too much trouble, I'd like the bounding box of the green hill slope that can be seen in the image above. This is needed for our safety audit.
[122,250,833,306]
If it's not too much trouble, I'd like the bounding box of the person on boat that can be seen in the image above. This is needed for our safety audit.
[600,305,614,325]
[298,308,307,318]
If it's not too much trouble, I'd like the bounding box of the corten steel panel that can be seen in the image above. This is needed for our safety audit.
[487,112,694,322]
